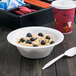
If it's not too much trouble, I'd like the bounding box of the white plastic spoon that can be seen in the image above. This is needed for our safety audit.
[42,47,76,70]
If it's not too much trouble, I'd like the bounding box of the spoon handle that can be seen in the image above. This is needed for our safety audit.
[42,54,65,70]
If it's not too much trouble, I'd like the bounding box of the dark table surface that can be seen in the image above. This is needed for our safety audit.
[0,16,76,76]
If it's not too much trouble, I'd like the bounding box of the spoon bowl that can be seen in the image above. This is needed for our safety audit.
[64,47,76,57]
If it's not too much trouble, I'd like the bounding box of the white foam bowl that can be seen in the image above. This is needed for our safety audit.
[7,27,64,59]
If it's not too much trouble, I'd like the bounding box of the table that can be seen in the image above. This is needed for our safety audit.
[0,18,76,76]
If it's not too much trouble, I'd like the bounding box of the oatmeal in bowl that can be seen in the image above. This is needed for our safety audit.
[17,32,55,47]
[7,27,64,59]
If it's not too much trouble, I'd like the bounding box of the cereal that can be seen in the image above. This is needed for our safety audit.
[17,33,55,47]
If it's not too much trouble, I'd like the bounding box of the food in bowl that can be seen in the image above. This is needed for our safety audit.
[16,32,55,47]
[7,27,64,59]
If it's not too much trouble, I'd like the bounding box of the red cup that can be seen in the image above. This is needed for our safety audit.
[53,7,75,34]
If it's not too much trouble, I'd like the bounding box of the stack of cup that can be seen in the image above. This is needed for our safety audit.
[51,0,76,34]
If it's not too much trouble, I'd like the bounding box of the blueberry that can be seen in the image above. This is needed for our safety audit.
[26,40,31,44]
[33,45,38,47]
[35,38,38,40]
[30,38,35,41]
[41,40,46,45]
[38,33,43,37]
[46,36,50,40]
[26,33,32,37]
[50,41,55,44]
[20,38,25,42]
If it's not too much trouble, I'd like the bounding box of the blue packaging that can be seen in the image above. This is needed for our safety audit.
[0,2,7,10]
[1,0,25,9]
